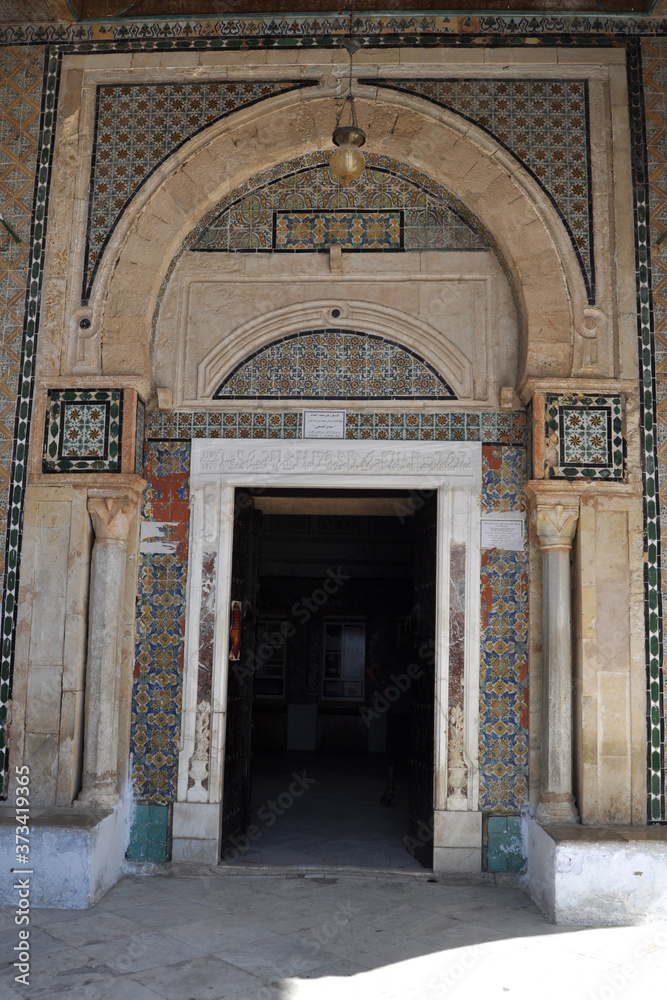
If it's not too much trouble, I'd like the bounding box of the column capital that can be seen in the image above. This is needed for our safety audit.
[534,497,580,551]
[87,490,140,544]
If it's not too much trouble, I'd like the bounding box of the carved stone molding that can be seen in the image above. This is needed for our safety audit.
[191,439,481,488]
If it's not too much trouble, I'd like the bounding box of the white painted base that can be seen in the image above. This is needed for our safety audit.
[0,794,131,909]
[526,815,667,925]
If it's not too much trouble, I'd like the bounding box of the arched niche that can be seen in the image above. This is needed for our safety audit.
[197,301,473,402]
[84,87,586,385]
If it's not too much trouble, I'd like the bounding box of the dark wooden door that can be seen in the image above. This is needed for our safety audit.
[407,496,437,868]
[220,494,261,855]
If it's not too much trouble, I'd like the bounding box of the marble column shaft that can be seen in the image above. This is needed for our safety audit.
[78,492,139,809]
[535,499,580,825]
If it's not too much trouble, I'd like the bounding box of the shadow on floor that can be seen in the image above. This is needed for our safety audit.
[3,871,651,1000]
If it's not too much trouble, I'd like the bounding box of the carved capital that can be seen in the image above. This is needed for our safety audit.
[535,499,579,551]
[87,492,138,543]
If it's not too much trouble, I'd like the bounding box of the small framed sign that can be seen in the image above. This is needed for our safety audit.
[302,410,346,439]
[480,513,526,551]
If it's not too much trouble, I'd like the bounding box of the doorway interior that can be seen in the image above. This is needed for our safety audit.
[220,489,437,870]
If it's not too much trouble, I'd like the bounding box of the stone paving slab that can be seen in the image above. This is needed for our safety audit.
[1,871,666,999]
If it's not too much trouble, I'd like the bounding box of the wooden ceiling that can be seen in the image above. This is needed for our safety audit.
[13,0,658,23]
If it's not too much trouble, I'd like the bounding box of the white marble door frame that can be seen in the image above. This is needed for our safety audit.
[173,439,482,868]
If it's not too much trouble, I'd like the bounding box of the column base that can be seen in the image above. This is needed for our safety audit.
[536,798,579,824]
[76,783,120,810]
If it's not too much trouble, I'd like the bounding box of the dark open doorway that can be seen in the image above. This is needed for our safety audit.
[220,489,436,870]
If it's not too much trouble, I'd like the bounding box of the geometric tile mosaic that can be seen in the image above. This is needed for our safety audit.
[214,330,457,401]
[83,80,308,302]
[374,78,595,303]
[193,160,489,254]
[42,388,123,473]
[146,409,528,445]
[479,445,529,814]
[544,393,624,481]
[640,36,667,822]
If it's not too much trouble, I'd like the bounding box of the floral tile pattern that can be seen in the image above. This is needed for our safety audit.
[481,444,527,514]
[42,388,122,472]
[544,393,624,480]
[479,444,529,813]
[131,441,190,804]
[193,160,490,254]
[215,330,456,401]
[83,79,307,301]
[375,78,595,303]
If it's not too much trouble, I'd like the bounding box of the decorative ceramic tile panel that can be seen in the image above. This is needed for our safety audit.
[479,444,529,814]
[486,814,525,873]
[274,210,402,252]
[131,441,190,804]
[0,46,56,796]
[374,78,595,303]
[126,803,169,863]
[193,160,489,254]
[42,389,122,473]
[544,393,624,480]
[481,444,527,513]
[640,36,667,822]
[83,79,309,301]
[146,409,528,445]
[215,330,456,401]
[0,16,654,46]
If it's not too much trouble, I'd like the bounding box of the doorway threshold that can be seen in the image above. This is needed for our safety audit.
[124,860,521,887]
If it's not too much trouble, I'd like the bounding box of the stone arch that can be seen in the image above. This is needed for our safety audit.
[197,300,473,401]
[87,86,587,385]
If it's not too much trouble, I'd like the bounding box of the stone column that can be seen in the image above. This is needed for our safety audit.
[77,491,139,809]
[535,499,580,824]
